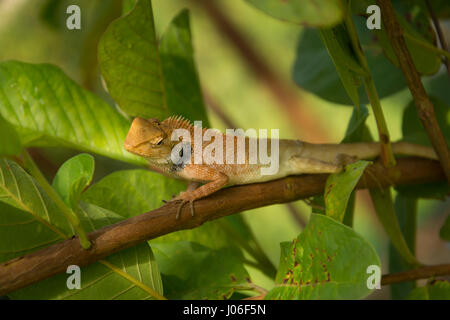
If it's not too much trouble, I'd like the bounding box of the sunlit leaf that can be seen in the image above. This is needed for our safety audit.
[52,153,95,211]
[0,61,144,165]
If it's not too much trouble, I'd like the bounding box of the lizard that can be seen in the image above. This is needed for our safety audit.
[124,116,438,218]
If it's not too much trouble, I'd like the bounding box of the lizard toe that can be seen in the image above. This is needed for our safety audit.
[174,199,196,219]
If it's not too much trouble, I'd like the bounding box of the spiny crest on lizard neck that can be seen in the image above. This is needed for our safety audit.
[162,115,210,134]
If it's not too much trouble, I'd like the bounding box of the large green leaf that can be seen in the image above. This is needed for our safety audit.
[0,61,144,165]
[324,160,371,223]
[52,153,95,211]
[99,1,209,124]
[98,0,165,119]
[9,202,164,300]
[152,241,249,299]
[243,0,344,27]
[265,214,380,300]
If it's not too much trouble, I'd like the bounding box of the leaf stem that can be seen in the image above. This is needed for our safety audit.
[22,150,91,249]
[343,3,396,167]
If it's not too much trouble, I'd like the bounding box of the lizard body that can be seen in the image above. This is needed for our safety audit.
[124,116,437,217]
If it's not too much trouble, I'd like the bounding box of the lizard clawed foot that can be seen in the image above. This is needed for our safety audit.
[172,192,196,219]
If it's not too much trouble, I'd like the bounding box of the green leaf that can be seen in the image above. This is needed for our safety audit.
[52,153,95,211]
[324,160,371,223]
[99,1,209,124]
[389,194,417,299]
[9,202,164,300]
[293,22,407,105]
[152,241,249,299]
[402,96,450,147]
[0,61,144,165]
[98,0,166,119]
[440,215,450,241]
[318,24,365,108]
[0,114,21,156]
[243,0,344,27]
[266,214,380,300]
[407,281,450,300]
[369,188,418,265]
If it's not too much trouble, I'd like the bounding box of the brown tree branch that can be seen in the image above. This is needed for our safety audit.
[381,264,450,286]
[377,0,450,182]
[0,158,445,296]
[191,0,329,143]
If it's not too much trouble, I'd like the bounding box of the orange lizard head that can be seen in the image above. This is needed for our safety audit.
[124,117,175,163]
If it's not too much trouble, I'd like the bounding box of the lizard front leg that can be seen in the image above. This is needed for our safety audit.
[173,165,229,219]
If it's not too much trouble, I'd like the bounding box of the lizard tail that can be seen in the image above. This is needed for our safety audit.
[299,141,438,163]
[391,141,438,160]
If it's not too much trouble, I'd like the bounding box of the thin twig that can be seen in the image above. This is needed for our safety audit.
[0,157,445,295]
[425,0,450,76]
[381,263,450,285]
[377,0,450,182]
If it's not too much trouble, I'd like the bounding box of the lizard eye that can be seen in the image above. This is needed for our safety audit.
[156,139,163,146]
